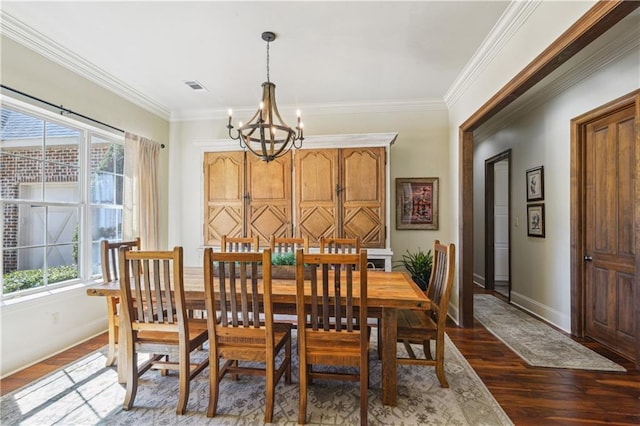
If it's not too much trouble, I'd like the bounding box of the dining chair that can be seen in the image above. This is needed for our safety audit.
[203,248,292,422]
[319,236,360,254]
[220,235,260,252]
[100,237,141,367]
[295,248,369,425]
[395,240,455,387]
[118,246,209,414]
[269,235,309,254]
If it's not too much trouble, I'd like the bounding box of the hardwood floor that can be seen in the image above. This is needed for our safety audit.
[0,333,108,397]
[1,297,639,425]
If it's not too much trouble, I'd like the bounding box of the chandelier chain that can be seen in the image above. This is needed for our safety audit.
[266,40,270,83]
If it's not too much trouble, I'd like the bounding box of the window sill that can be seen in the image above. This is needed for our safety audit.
[1,278,104,309]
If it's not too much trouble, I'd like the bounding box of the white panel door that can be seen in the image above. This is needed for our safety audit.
[493,159,509,281]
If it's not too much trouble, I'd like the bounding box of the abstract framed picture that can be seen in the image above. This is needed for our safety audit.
[396,177,439,230]
[527,203,545,238]
[526,166,544,202]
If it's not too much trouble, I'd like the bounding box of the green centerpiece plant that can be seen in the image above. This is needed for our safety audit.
[394,247,433,291]
[271,251,296,266]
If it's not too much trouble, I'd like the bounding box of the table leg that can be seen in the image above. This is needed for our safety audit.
[381,307,397,406]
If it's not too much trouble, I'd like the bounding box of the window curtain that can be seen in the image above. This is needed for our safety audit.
[123,132,161,250]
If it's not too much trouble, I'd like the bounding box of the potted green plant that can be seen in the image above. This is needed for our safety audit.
[394,247,433,291]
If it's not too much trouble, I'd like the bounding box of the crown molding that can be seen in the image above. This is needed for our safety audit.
[473,26,640,143]
[444,0,541,107]
[171,98,447,122]
[0,11,170,120]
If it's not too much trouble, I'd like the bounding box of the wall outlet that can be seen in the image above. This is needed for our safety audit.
[514,217,519,227]
[51,312,60,324]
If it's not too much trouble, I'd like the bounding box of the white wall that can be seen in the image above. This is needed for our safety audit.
[0,36,170,377]
[446,0,597,319]
[472,16,639,331]
[168,106,452,268]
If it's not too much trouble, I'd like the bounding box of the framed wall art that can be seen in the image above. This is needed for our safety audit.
[396,177,439,230]
[527,203,545,238]
[526,166,544,202]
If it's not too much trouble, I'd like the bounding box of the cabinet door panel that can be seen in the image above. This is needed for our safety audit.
[247,153,292,243]
[295,149,339,244]
[204,152,244,245]
[342,147,385,247]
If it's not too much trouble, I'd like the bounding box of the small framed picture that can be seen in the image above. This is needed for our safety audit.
[527,203,545,238]
[526,166,544,202]
[396,177,439,230]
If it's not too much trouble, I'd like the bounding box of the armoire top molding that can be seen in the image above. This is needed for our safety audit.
[193,132,398,152]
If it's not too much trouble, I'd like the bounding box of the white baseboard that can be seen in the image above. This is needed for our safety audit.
[473,273,485,287]
[509,291,571,333]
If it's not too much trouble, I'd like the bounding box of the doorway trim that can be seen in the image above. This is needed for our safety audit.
[484,150,511,298]
[457,1,639,327]
[570,89,640,365]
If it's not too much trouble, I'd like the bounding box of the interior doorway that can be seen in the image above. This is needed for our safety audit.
[484,150,511,299]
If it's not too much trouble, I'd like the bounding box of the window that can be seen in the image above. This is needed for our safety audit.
[1,98,124,298]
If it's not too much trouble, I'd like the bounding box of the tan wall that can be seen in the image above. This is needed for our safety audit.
[0,35,170,377]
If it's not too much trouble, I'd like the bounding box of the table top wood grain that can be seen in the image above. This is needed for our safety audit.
[86,267,430,310]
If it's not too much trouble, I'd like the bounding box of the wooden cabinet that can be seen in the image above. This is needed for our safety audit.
[204,151,292,246]
[201,133,396,262]
[296,147,385,248]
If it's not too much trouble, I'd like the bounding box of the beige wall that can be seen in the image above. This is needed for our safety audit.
[1,35,170,377]
[168,106,452,268]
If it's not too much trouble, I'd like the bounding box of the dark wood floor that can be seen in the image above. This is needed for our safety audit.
[2,292,639,425]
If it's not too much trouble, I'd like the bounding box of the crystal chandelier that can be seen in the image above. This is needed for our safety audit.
[227,31,304,163]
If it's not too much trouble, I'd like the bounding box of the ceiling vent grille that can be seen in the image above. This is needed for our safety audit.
[183,80,207,91]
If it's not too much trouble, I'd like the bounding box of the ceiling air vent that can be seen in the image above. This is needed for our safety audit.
[183,80,207,91]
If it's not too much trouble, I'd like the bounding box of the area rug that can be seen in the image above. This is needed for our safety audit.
[1,331,512,425]
[474,294,626,372]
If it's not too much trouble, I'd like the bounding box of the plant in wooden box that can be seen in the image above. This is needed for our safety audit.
[395,247,433,291]
[271,252,297,279]
[271,252,314,279]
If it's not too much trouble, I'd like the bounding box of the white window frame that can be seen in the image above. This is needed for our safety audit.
[1,96,124,300]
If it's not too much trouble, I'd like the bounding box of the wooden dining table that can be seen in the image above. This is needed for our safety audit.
[86,267,430,407]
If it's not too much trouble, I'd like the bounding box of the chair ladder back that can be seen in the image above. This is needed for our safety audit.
[425,241,456,321]
[221,235,260,253]
[101,237,140,282]
[270,235,309,254]
[206,250,270,330]
[319,237,360,254]
[298,250,367,333]
[120,247,184,327]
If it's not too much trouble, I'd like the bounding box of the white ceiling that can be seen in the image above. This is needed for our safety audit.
[1,1,511,120]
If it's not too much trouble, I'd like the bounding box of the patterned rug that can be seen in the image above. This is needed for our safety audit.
[1,331,512,425]
[474,294,626,372]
